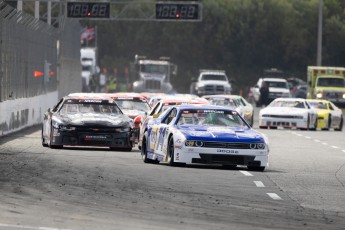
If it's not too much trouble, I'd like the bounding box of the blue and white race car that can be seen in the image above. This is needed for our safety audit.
[141,105,269,171]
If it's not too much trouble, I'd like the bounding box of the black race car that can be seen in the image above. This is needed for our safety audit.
[42,95,134,151]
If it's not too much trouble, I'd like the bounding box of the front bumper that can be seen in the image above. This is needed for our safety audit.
[51,127,133,148]
[174,147,269,167]
[259,116,308,129]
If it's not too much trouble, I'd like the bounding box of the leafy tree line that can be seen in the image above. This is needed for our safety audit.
[86,0,345,94]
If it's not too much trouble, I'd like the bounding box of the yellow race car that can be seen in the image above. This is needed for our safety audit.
[306,99,343,131]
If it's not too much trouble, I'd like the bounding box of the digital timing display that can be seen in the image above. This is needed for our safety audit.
[67,2,110,18]
[156,2,200,20]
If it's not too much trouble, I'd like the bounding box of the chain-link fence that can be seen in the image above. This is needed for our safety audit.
[0,1,82,102]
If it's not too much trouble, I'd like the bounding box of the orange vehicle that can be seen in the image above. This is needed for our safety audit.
[104,92,151,145]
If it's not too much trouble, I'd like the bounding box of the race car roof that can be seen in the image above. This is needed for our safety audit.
[172,104,237,111]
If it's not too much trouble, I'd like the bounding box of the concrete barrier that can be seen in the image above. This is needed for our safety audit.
[0,91,58,137]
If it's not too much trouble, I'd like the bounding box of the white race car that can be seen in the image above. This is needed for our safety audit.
[141,104,269,171]
[259,98,318,130]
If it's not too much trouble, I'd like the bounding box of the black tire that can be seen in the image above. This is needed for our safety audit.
[335,117,343,131]
[41,128,48,147]
[141,132,157,164]
[309,117,317,131]
[167,137,176,166]
[49,127,63,149]
[247,166,265,171]
[166,137,186,167]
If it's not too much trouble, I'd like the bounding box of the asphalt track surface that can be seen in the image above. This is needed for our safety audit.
[0,109,345,230]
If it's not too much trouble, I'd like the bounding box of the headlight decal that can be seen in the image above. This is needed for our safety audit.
[250,143,266,149]
[185,140,203,147]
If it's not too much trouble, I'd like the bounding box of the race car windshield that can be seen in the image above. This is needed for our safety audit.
[207,98,238,108]
[308,102,327,109]
[59,103,121,115]
[201,74,227,81]
[269,100,305,109]
[177,109,247,128]
[266,81,288,89]
[140,64,168,75]
[115,100,150,112]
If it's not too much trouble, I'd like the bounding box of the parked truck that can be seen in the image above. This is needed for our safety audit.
[80,47,98,92]
[130,55,177,93]
[190,69,232,96]
[307,66,345,106]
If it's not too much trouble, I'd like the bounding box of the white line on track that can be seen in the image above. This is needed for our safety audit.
[0,223,72,230]
[254,181,265,187]
[240,171,253,176]
[314,139,321,142]
[267,193,283,200]
[342,150,345,153]
[305,136,311,139]
[331,146,339,149]
[322,142,328,145]
[296,133,303,137]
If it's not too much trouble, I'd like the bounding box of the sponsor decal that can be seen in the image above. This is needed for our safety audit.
[156,127,166,151]
[189,131,210,137]
[83,100,102,103]
[187,148,195,152]
[116,97,134,100]
[175,145,183,149]
[176,152,180,160]
[207,127,235,133]
[176,138,183,143]
[203,110,224,114]
[217,149,239,154]
[85,135,107,139]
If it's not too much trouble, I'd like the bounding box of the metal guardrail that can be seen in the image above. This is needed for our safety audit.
[0,1,81,102]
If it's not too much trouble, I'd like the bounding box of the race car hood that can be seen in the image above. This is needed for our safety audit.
[178,125,265,143]
[55,113,131,127]
[260,107,306,116]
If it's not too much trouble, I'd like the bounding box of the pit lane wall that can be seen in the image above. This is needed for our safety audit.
[0,2,81,137]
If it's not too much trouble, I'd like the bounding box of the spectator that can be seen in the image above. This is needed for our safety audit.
[99,68,107,93]
[259,81,270,107]
[106,76,117,93]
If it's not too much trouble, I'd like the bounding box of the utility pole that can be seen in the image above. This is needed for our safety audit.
[316,0,323,66]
